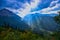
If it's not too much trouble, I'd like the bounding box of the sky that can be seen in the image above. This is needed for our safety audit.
[0,0,60,18]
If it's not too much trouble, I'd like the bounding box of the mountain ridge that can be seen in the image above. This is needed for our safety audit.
[0,8,58,34]
[0,8,30,31]
[23,13,58,32]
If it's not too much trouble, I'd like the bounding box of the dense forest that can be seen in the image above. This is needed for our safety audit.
[0,12,60,40]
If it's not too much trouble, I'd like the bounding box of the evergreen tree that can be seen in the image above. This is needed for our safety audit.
[54,11,60,40]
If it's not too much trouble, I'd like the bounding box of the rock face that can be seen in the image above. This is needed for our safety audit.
[0,8,30,30]
[23,13,58,32]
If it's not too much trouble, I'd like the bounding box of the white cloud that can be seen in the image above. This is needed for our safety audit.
[7,0,40,18]
[6,8,18,13]
[17,0,40,18]
[49,0,58,7]
[30,0,40,9]
[39,0,60,14]
[6,0,40,18]
[6,0,60,18]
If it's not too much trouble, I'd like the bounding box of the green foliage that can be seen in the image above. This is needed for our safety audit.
[1,26,60,40]
[54,11,60,24]
[0,23,59,40]
[54,16,60,24]
[0,26,45,40]
[54,11,60,40]
[1,12,60,40]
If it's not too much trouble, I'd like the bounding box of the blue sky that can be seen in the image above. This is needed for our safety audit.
[0,0,60,18]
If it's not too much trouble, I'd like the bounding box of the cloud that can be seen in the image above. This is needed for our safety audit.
[39,0,60,14]
[1,0,60,18]
[6,0,24,9]
[49,0,58,7]
[16,0,40,18]
[5,0,40,18]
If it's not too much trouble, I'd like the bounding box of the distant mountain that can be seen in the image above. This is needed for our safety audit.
[0,8,58,34]
[0,8,30,30]
[23,13,58,32]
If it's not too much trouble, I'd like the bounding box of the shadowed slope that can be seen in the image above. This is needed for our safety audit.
[0,8,30,31]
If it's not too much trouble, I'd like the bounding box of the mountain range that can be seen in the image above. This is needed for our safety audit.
[0,8,30,31]
[23,13,58,32]
[0,8,58,33]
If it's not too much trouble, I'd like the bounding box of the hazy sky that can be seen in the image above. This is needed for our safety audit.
[0,0,60,18]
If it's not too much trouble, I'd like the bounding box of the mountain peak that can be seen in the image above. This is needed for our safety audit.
[0,8,10,11]
[0,8,16,16]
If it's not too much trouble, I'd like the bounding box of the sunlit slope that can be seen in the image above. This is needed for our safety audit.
[23,13,58,31]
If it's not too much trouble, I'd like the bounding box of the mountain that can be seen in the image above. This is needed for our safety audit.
[23,13,58,32]
[0,8,30,30]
